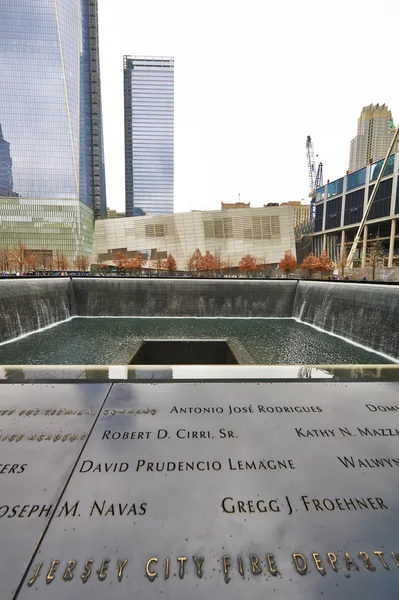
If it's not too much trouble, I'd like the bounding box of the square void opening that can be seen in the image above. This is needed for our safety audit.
[129,340,239,365]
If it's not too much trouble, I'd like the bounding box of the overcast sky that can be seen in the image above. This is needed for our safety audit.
[98,0,398,214]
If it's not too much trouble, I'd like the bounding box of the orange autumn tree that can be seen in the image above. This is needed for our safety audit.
[300,253,318,279]
[113,251,127,273]
[238,254,258,276]
[201,250,217,276]
[316,250,333,278]
[279,250,297,278]
[131,252,146,275]
[26,253,38,274]
[162,253,177,274]
[188,248,203,274]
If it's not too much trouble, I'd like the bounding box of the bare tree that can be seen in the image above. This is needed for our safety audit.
[8,243,29,273]
[0,247,10,273]
[366,240,384,281]
[76,254,90,273]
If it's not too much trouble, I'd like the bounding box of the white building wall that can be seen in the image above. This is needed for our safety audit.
[92,206,296,270]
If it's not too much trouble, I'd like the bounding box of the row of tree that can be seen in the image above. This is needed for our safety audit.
[110,248,335,277]
[112,251,177,274]
[277,250,333,278]
[0,243,90,273]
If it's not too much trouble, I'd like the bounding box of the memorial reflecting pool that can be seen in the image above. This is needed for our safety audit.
[0,317,393,365]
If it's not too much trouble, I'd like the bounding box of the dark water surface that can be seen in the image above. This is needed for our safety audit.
[0,317,392,365]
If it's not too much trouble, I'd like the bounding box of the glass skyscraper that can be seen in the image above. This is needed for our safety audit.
[0,0,106,267]
[124,56,174,217]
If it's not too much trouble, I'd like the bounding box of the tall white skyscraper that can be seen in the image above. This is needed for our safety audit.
[349,104,396,173]
[124,56,174,217]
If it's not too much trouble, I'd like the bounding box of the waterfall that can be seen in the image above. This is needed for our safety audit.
[1,277,399,361]
[0,279,76,344]
[72,278,298,318]
[293,281,399,359]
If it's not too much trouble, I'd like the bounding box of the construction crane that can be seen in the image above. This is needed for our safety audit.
[345,126,399,268]
[306,136,323,218]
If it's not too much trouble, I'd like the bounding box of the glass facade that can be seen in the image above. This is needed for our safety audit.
[369,154,395,181]
[396,177,399,215]
[315,186,325,202]
[344,189,364,226]
[327,178,343,198]
[325,197,342,230]
[368,178,392,221]
[0,0,106,266]
[314,204,324,233]
[346,167,366,191]
[124,56,174,217]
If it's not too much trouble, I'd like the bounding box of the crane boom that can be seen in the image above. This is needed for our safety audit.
[306,136,316,193]
[345,126,399,268]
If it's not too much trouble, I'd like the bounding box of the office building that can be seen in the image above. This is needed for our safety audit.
[0,0,106,267]
[349,104,396,173]
[92,205,296,270]
[222,202,251,210]
[279,201,310,227]
[124,56,174,217]
[313,150,399,267]
[0,125,17,198]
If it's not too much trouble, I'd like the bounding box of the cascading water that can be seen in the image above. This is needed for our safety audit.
[1,278,399,361]
[0,279,76,344]
[72,278,298,318]
[293,281,399,359]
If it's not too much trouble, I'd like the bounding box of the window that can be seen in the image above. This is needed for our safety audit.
[145,223,166,237]
[369,154,395,181]
[327,178,343,198]
[367,178,392,221]
[325,197,342,230]
[344,189,364,225]
[347,167,366,191]
[203,217,233,238]
[314,204,324,232]
[315,187,325,202]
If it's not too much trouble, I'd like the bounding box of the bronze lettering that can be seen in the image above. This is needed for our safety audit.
[374,551,389,569]
[146,558,158,581]
[193,556,204,578]
[223,556,231,583]
[27,562,42,587]
[238,555,244,577]
[345,552,359,571]
[177,557,187,580]
[293,553,307,575]
[117,559,128,582]
[81,560,93,583]
[390,552,399,567]
[267,554,277,575]
[250,555,262,575]
[97,559,110,581]
[62,560,76,581]
[359,552,375,571]
[46,560,60,584]
[312,553,325,575]
[164,557,170,580]
[327,552,338,571]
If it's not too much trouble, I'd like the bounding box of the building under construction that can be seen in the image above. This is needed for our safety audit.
[312,150,399,267]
